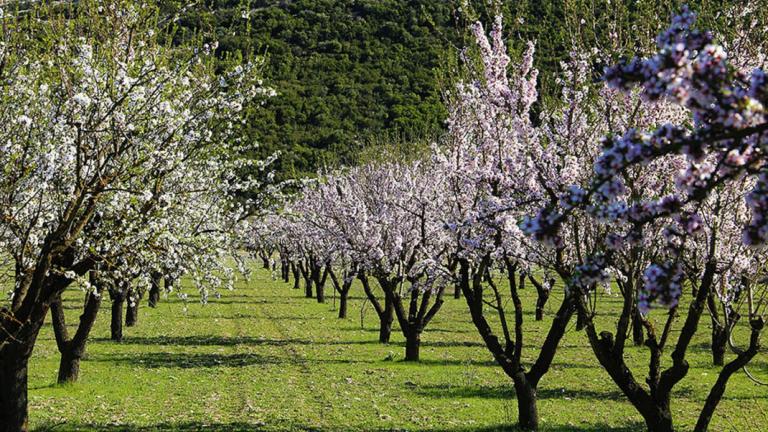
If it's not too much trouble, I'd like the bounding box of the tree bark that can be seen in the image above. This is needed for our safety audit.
[359,273,394,343]
[528,275,552,321]
[632,304,645,346]
[281,259,290,282]
[311,264,329,303]
[710,324,727,366]
[111,295,125,342]
[514,374,539,431]
[165,276,174,293]
[57,350,81,384]
[404,328,422,361]
[0,246,95,431]
[126,288,140,327]
[338,289,349,319]
[148,272,162,308]
[378,300,394,344]
[328,267,353,319]
[50,274,103,384]
[707,290,726,366]
[0,345,31,432]
[315,277,325,303]
[291,262,300,289]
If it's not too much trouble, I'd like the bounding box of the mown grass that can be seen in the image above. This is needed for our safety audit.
[27,267,768,431]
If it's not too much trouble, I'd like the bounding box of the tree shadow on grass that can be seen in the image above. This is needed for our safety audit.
[91,335,485,350]
[91,351,294,368]
[32,421,645,431]
[91,335,383,347]
[89,350,501,369]
[411,383,625,401]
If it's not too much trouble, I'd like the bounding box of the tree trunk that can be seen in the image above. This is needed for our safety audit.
[281,260,290,282]
[707,290,726,366]
[379,299,395,344]
[453,282,461,299]
[291,263,300,289]
[642,409,674,432]
[165,276,174,293]
[111,295,125,342]
[148,273,161,308]
[711,323,727,366]
[312,265,329,304]
[57,350,81,384]
[695,319,763,431]
[339,289,349,319]
[632,305,645,346]
[126,296,139,327]
[513,374,539,431]
[304,276,313,298]
[261,257,270,269]
[527,275,553,322]
[50,277,103,384]
[379,317,393,343]
[379,298,394,344]
[316,280,325,303]
[404,328,422,361]
[0,347,31,432]
[0,293,50,432]
[535,292,549,321]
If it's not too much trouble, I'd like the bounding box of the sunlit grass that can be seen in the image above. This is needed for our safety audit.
[27,267,768,431]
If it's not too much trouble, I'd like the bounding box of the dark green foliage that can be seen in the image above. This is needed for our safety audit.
[165,1,762,179]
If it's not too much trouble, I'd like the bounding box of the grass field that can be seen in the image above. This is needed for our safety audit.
[27,267,768,431]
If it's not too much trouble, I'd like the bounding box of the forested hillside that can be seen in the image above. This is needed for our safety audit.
[173,0,755,178]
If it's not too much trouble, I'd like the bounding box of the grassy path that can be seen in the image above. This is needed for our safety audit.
[26,268,768,431]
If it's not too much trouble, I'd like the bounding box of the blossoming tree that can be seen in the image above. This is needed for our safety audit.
[0,1,271,429]
[522,7,768,431]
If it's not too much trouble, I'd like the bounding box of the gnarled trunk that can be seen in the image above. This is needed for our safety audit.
[711,324,727,366]
[338,290,349,318]
[281,259,290,282]
[632,305,645,346]
[303,276,313,298]
[148,273,162,308]
[291,263,300,289]
[111,295,125,341]
[641,408,674,432]
[50,276,103,384]
[0,299,49,432]
[57,350,82,384]
[126,290,140,327]
[0,345,31,432]
[404,328,422,361]
[315,280,325,303]
[513,374,538,431]
[695,318,763,431]
[379,297,394,343]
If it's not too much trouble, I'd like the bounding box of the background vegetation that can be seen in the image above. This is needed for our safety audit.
[162,0,759,179]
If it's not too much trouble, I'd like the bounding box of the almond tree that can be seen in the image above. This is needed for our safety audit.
[0,1,270,429]
[353,161,451,361]
[523,8,768,431]
[440,14,693,430]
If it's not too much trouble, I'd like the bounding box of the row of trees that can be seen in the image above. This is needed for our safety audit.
[249,8,768,432]
[0,2,279,431]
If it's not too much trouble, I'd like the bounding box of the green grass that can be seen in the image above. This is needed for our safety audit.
[27,267,768,431]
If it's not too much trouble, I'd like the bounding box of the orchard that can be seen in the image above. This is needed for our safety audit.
[1,1,767,431]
